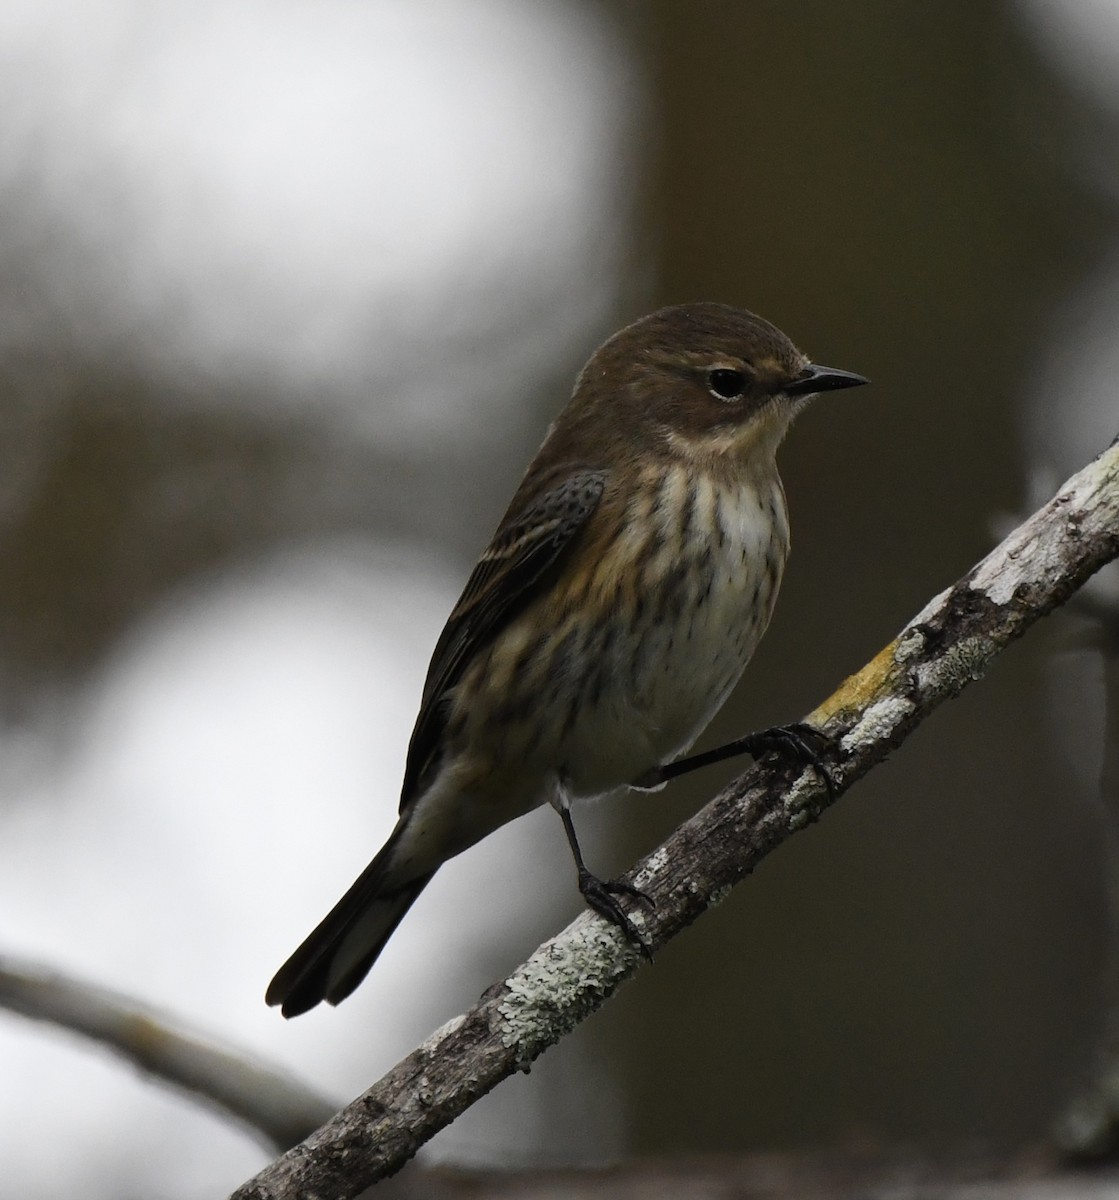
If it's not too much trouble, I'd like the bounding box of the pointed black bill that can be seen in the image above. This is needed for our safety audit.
[785,363,869,396]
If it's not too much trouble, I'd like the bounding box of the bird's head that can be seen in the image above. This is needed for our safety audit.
[569,302,868,467]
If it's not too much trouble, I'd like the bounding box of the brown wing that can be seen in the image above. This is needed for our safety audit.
[400,468,607,809]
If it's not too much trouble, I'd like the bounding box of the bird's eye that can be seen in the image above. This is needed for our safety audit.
[707,368,746,401]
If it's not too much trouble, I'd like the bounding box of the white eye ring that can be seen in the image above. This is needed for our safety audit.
[707,368,746,401]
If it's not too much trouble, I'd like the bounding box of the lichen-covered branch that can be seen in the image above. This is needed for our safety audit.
[232,436,1119,1200]
[0,955,338,1150]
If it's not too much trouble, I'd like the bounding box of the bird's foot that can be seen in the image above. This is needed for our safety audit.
[742,722,836,798]
[644,721,836,798]
[578,869,655,960]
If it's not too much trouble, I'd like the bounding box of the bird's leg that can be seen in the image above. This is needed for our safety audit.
[636,722,836,798]
[557,804,654,960]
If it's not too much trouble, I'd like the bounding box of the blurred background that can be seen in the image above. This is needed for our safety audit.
[1,0,1118,1195]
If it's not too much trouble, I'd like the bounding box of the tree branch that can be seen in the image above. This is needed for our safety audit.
[232,435,1119,1200]
[0,955,338,1151]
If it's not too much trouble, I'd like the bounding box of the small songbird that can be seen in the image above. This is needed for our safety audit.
[266,302,867,1017]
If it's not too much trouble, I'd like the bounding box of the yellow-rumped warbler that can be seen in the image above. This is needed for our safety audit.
[267,302,867,1017]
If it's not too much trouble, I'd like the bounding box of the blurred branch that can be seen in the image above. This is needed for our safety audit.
[233,436,1119,1200]
[0,955,338,1151]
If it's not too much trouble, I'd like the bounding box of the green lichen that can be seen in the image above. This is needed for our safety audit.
[917,635,995,696]
[497,926,640,1071]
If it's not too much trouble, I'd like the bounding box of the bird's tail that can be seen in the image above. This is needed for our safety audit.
[266,825,434,1018]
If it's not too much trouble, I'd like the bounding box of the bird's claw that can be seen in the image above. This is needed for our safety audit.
[650,721,838,797]
[578,869,654,960]
[745,722,837,798]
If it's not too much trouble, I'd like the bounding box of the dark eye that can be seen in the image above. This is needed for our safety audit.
[707,368,746,400]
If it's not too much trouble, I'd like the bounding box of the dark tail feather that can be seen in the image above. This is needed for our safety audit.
[266,829,434,1018]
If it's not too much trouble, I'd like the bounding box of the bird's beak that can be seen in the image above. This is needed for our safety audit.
[785,364,870,396]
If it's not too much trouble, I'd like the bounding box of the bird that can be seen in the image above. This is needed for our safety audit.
[266,302,867,1017]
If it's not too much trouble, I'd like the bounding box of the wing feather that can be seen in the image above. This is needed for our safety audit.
[399,469,607,808]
